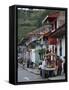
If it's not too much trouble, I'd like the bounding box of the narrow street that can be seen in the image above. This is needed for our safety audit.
[18,64,44,82]
[18,64,65,82]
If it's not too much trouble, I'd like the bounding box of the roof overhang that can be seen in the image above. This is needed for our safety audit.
[48,24,65,38]
[42,12,59,24]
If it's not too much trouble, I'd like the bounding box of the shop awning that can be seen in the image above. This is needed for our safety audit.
[48,24,65,38]
[48,37,58,45]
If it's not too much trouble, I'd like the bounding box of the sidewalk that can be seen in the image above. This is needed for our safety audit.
[18,63,65,80]
[18,63,40,75]
[25,68,40,75]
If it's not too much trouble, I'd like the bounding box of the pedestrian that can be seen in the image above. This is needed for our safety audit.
[26,50,30,68]
[41,56,48,78]
[56,56,63,75]
[60,56,65,74]
[38,62,42,76]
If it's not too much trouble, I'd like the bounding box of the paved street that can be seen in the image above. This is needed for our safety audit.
[18,64,65,82]
[18,65,44,82]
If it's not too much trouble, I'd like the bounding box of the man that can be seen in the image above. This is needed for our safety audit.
[56,56,63,75]
[26,50,30,68]
[41,56,48,78]
[39,62,42,76]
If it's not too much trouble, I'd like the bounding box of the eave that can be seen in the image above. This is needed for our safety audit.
[48,24,65,38]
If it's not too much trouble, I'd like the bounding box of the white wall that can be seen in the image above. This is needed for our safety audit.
[57,36,65,57]
[30,49,35,63]
[57,42,60,56]
[57,12,65,28]
[49,45,52,51]
[62,36,65,57]
[35,45,41,50]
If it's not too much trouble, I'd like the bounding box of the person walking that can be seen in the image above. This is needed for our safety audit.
[41,56,48,78]
[39,62,42,76]
[26,50,30,68]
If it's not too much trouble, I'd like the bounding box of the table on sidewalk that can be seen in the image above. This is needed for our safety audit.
[44,67,56,71]
[44,67,56,77]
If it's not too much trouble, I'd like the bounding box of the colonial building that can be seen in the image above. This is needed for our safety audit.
[18,11,66,67]
[42,11,65,61]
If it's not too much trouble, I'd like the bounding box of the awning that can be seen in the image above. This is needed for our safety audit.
[42,12,59,24]
[48,24,65,38]
[48,37,57,45]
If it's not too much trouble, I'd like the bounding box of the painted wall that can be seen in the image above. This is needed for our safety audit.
[30,48,40,65]
[57,41,60,56]
[57,35,65,58]
[62,36,65,57]
[57,12,65,28]
[30,49,36,63]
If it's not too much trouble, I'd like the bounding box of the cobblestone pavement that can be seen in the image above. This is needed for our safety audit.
[18,63,65,82]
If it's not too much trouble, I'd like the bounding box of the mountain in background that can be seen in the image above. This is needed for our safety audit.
[18,9,58,43]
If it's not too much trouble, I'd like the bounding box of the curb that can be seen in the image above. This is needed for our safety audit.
[18,63,40,75]
[25,68,40,75]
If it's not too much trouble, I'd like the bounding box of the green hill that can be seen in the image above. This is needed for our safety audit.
[18,8,59,43]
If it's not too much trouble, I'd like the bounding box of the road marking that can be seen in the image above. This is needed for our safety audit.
[24,77,30,81]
